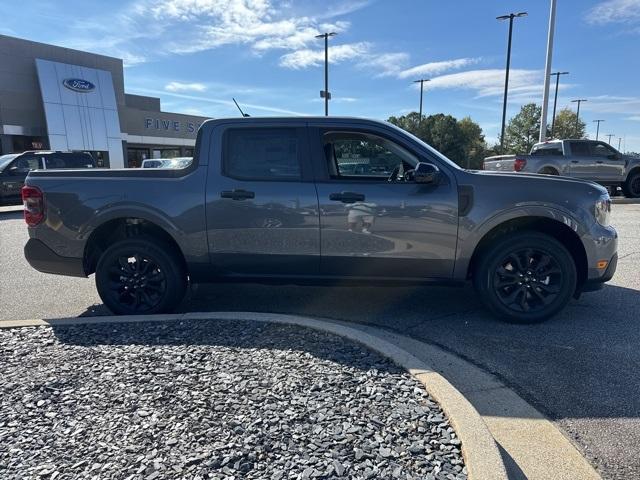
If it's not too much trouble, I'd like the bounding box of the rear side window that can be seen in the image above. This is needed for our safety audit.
[531,144,563,156]
[44,153,95,169]
[569,142,590,156]
[12,155,42,170]
[224,128,301,180]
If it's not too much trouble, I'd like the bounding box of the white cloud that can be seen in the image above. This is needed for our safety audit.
[359,52,410,77]
[585,0,640,25]
[279,42,370,69]
[134,87,311,116]
[629,116,640,121]
[396,57,482,79]
[165,81,207,92]
[578,95,640,115]
[422,69,542,98]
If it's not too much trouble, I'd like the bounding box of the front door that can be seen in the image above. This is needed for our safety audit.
[205,125,320,277]
[313,128,459,279]
[0,154,43,201]
[590,142,626,182]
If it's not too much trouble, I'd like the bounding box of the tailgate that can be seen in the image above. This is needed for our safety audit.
[483,155,516,171]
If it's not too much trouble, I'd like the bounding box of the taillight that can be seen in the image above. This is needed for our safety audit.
[22,186,45,226]
[514,158,527,172]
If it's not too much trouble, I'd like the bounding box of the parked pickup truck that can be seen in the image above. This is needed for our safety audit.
[23,117,618,323]
[483,139,640,198]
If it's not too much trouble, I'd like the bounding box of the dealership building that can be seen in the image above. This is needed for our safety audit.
[0,34,210,168]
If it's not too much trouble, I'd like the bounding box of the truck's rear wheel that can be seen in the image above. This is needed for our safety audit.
[623,170,640,198]
[95,236,187,315]
[473,232,576,323]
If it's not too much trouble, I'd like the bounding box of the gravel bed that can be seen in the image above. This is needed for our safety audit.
[0,319,466,480]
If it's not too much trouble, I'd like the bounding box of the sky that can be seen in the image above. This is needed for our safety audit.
[1,0,639,151]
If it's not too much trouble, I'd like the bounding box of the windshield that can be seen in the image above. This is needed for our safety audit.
[0,154,19,172]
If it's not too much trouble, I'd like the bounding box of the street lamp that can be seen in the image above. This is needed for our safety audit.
[315,32,337,116]
[413,79,430,125]
[606,134,615,145]
[497,11,527,152]
[592,119,605,141]
[571,99,587,133]
[549,71,569,138]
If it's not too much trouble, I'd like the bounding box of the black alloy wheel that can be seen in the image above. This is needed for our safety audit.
[625,171,640,198]
[474,232,577,323]
[493,249,563,313]
[95,236,187,315]
[107,254,167,313]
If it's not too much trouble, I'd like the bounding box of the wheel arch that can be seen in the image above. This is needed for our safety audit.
[538,165,560,175]
[467,216,588,290]
[83,217,188,276]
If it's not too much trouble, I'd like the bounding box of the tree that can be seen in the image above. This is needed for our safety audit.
[458,117,487,169]
[388,112,487,168]
[551,108,586,140]
[503,103,542,154]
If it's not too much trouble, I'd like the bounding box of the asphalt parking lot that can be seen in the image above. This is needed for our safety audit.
[1,204,639,479]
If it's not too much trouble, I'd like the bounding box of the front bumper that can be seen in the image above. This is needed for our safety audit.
[24,238,86,277]
[581,253,618,292]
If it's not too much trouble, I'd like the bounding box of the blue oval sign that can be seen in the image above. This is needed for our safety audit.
[63,78,95,93]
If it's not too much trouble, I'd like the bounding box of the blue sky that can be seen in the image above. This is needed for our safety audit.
[1,0,639,151]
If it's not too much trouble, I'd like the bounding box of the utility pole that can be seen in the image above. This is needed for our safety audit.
[571,99,587,133]
[540,0,558,142]
[593,119,605,141]
[315,32,337,116]
[618,137,622,151]
[606,134,614,145]
[413,79,430,126]
[497,12,528,152]
[549,71,569,138]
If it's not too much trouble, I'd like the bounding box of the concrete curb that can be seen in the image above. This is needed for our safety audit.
[612,197,640,205]
[1,312,507,480]
[0,205,22,213]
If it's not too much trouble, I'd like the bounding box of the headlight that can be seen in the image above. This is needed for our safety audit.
[595,195,611,226]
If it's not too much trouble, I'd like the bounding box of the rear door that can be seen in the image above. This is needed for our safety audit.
[205,123,320,277]
[567,141,597,179]
[311,124,459,279]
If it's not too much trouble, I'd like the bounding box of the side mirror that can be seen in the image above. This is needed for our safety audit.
[414,162,440,184]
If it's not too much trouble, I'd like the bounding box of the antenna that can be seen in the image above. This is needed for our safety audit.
[232,98,250,117]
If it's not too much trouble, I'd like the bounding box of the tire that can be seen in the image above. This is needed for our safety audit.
[95,236,187,315]
[473,232,577,323]
[623,170,640,198]
[538,167,559,175]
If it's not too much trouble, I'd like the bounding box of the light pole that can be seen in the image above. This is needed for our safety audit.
[618,137,622,150]
[413,79,430,125]
[540,0,558,142]
[593,119,605,141]
[315,32,337,116]
[571,99,587,133]
[549,71,569,138]
[497,12,528,152]
[606,134,614,145]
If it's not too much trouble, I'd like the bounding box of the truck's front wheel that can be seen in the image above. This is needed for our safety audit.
[623,170,640,198]
[473,232,576,323]
[95,237,187,315]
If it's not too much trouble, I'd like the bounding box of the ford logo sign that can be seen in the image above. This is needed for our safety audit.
[62,78,95,93]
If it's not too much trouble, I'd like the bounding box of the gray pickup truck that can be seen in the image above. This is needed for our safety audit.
[483,139,640,198]
[23,117,617,323]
